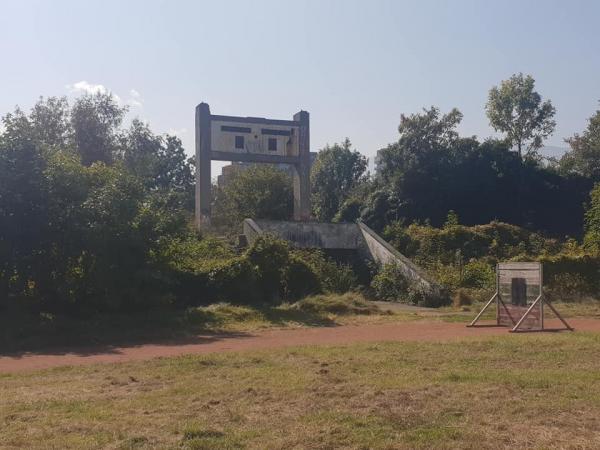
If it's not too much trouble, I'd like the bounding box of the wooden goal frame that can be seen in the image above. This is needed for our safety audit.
[467,262,573,332]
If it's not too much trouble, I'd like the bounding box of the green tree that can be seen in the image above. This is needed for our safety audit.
[0,94,192,312]
[0,112,50,302]
[29,96,72,150]
[212,165,293,227]
[561,105,600,180]
[486,73,556,159]
[71,92,127,166]
[376,107,463,184]
[311,138,368,222]
[584,183,600,253]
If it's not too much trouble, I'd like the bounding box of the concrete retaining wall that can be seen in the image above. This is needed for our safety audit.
[247,220,362,249]
[357,222,436,290]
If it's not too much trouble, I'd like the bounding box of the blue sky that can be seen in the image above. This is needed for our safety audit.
[1,0,599,172]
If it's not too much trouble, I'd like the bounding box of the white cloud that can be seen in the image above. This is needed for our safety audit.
[65,81,144,109]
[127,89,143,108]
[167,127,187,138]
[66,81,122,104]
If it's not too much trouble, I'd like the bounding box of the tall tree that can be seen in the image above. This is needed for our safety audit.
[71,92,127,166]
[121,119,164,183]
[376,107,463,184]
[212,165,293,227]
[311,138,368,222]
[0,112,50,301]
[486,73,556,159]
[561,105,600,180]
[120,120,195,209]
[29,96,72,150]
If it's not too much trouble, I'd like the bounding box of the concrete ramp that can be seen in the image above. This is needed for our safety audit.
[242,219,440,294]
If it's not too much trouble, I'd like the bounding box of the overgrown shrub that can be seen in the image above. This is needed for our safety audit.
[292,250,360,294]
[384,220,564,265]
[370,263,410,302]
[245,235,292,304]
[281,256,322,300]
[461,260,495,289]
[541,254,600,301]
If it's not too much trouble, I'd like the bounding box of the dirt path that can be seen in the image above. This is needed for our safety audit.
[1,318,597,373]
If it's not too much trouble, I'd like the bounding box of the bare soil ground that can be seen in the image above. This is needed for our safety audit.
[1,318,595,373]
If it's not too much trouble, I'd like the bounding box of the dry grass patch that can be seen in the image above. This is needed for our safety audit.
[2,332,600,448]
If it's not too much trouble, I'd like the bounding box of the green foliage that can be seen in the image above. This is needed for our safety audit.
[461,260,495,289]
[561,106,600,180]
[370,263,450,307]
[212,165,293,228]
[370,263,410,302]
[372,107,589,236]
[376,106,463,185]
[121,120,194,208]
[444,210,459,228]
[384,220,563,265]
[584,183,600,253]
[383,219,600,300]
[311,138,368,222]
[281,256,322,301]
[0,94,194,313]
[290,250,360,294]
[541,254,600,300]
[486,73,556,158]
[71,92,127,165]
[245,235,291,303]
[333,197,362,223]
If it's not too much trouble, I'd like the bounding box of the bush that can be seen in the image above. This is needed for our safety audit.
[461,260,495,289]
[245,235,291,304]
[290,250,360,294]
[371,262,450,307]
[281,256,322,301]
[206,257,259,304]
[383,220,564,265]
[370,263,410,302]
[541,254,600,301]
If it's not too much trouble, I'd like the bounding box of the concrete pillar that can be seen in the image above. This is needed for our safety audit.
[293,110,311,221]
[195,103,212,229]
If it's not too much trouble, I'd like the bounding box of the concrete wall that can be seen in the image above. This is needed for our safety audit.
[243,219,262,245]
[211,119,299,157]
[357,222,436,290]
[247,220,362,249]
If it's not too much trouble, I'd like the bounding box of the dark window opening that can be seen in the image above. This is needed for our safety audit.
[261,128,292,136]
[221,125,251,133]
[268,138,278,151]
[235,136,244,149]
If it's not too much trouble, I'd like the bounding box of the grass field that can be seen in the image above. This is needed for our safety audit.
[2,331,600,449]
[2,295,600,448]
